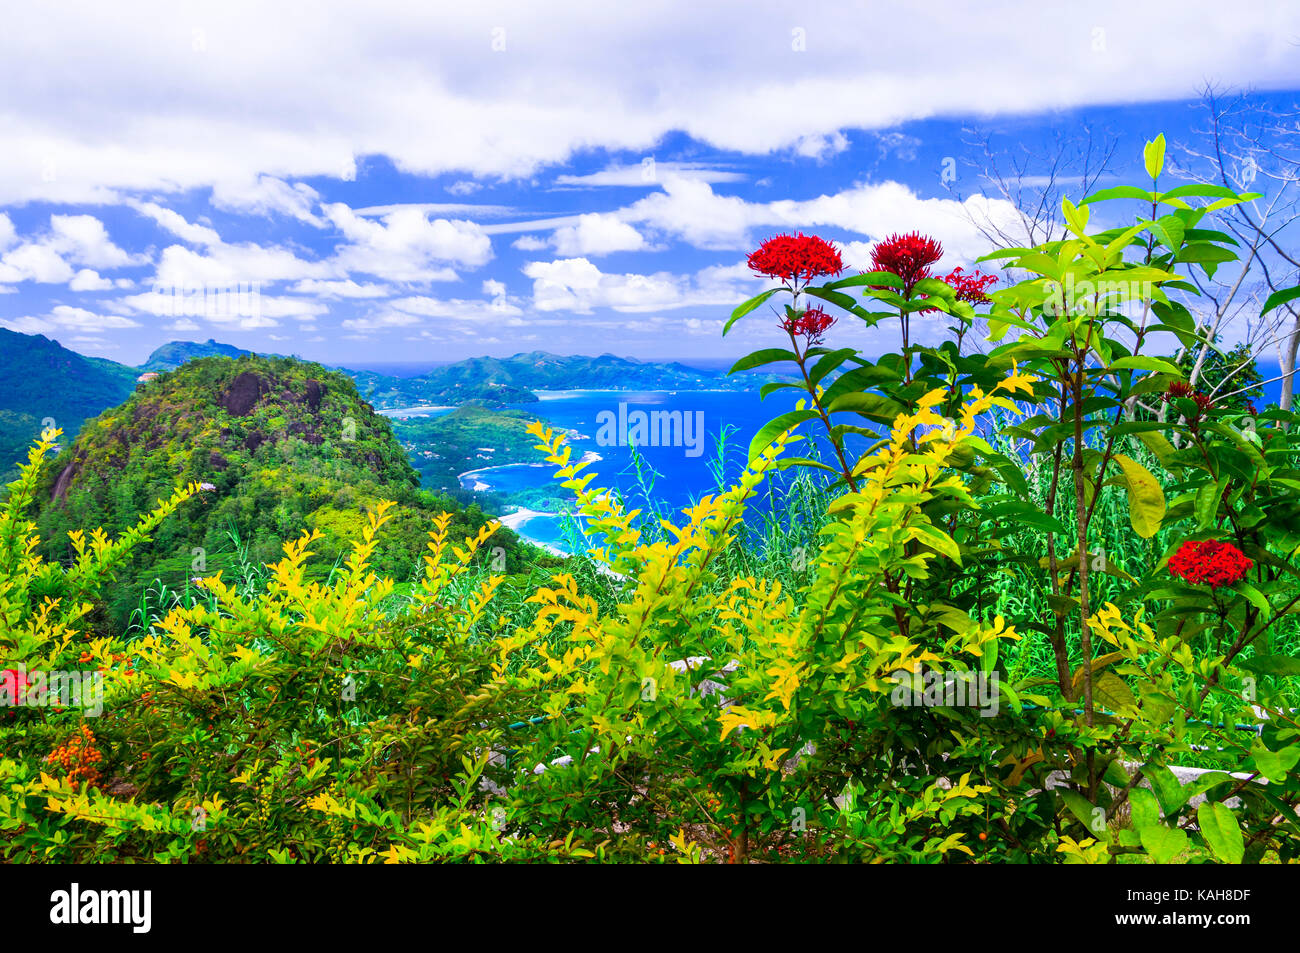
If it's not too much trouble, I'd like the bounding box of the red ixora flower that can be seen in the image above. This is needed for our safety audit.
[1168,539,1254,589]
[870,232,944,296]
[940,267,998,304]
[747,233,844,285]
[782,306,836,345]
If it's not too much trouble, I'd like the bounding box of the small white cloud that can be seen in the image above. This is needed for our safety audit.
[290,278,391,298]
[69,268,114,291]
[512,235,549,251]
[210,175,323,225]
[554,162,746,188]
[793,132,850,161]
[447,180,482,196]
[550,213,646,257]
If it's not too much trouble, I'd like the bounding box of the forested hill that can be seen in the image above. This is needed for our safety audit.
[31,354,528,629]
[0,330,780,481]
[0,328,138,478]
[139,338,257,372]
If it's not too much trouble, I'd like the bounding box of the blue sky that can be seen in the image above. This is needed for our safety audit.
[1,1,1298,367]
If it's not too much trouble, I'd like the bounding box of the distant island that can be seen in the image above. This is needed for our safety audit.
[0,332,781,485]
[140,339,776,409]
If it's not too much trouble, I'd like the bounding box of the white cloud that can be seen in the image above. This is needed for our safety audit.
[550,213,647,256]
[210,175,323,225]
[554,162,747,188]
[793,131,850,160]
[0,214,137,284]
[290,278,391,298]
[0,2,1296,203]
[447,180,482,196]
[323,203,492,281]
[68,268,114,290]
[0,304,140,335]
[132,201,223,246]
[523,257,755,314]
[512,235,549,251]
[619,175,1021,262]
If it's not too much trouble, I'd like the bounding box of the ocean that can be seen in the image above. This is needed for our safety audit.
[378,356,1294,554]
[459,388,824,552]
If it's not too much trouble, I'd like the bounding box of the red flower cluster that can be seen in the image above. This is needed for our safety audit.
[941,266,998,304]
[1168,539,1253,589]
[1164,381,1215,433]
[870,232,944,295]
[782,306,836,345]
[747,233,844,285]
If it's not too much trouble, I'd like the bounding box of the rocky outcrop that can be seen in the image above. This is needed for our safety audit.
[304,379,325,412]
[220,372,268,417]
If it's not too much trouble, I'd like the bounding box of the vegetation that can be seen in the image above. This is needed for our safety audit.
[4,137,1300,864]
[29,354,533,630]
[390,404,551,495]
[0,328,137,481]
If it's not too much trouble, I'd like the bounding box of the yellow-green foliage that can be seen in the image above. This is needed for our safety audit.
[1,387,1033,863]
[4,365,1295,864]
[508,378,1034,862]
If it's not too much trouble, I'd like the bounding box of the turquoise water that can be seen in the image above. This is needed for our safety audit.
[468,388,831,552]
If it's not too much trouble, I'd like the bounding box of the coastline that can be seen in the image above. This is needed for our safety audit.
[376,404,456,418]
[497,507,573,558]
[458,450,603,491]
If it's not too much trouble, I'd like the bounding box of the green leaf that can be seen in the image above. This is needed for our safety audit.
[1060,789,1104,835]
[1144,135,1166,180]
[1251,744,1300,783]
[807,348,857,387]
[825,391,907,423]
[1262,285,1300,317]
[1135,430,1177,468]
[1112,453,1166,539]
[824,271,902,290]
[723,288,780,335]
[1234,581,1271,614]
[1176,243,1238,266]
[983,501,1068,536]
[1194,480,1221,531]
[1130,789,1188,863]
[1197,802,1244,864]
[1146,214,1185,251]
[1080,185,1156,205]
[1239,655,1300,678]
[1062,197,1091,235]
[1093,672,1137,713]
[1160,183,1244,201]
[772,456,839,475]
[1109,355,1182,375]
[728,348,798,375]
[819,364,900,408]
[759,380,805,400]
[1147,765,1190,815]
[747,409,819,464]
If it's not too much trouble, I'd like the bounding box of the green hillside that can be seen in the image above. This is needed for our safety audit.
[139,338,255,372]
[0,329,138,480]
[31,354,530,629]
